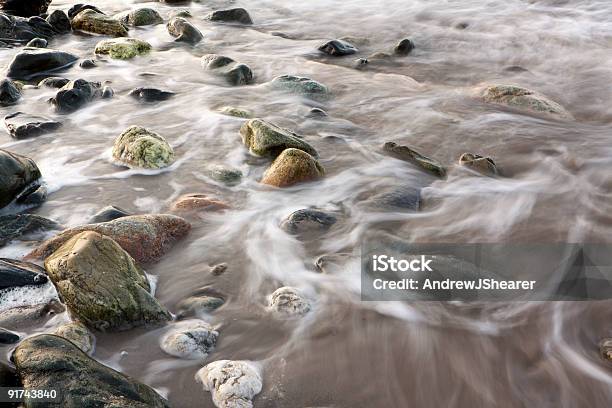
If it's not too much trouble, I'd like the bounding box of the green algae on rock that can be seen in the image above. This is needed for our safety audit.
[71,9,128,37]
[112,125,174,169]
[95,37,152,59]
[116,8,163,26]
[270,75,329,97]
[240,118,318,158]
[261,148,324,187]
[218,106,252,118]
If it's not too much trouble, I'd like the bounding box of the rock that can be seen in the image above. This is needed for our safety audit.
[29,214,191,264]
[367,186,420,211]
[0,300,64,329]
[95,37,152,59]
[25,36,46,47]
[129,87,175,102]
[201,54,253,85]
[318,39,358,56]
[161,320,218,359]
[176,295,224,318]
[45,231,172,331]
[0,214,61,247]
[482,85,571,118]
[112,125,174,169]
[79,58,96,68]
[89,205,131,223]
[170,194,229,212]
[196,360,262,408]
[280,209,337,235]
[12,334,171,407]
[268,286,311,317]
[269,75,329,97]
[205,8,253,25]
[218,106,251,118]
[52,321,94,354]
[600,338,612,362]
[0,0,51,17]
[49,79,102,113]
[67,4,103,19]
[116,8,163,26]
[394,38,414,55]
[458,152,498,176]
[169,10,191,19]
[382,141,446,177]
[166,17,202,44]
[0,13,55,44]
[0,361,19,390]
[0,327,19,345]
[38,76,69,88]
[210,263,227,276]
[261,148,324,187]
[0,258,48,290]
[6,47,78,80]
[206,164,242,186]
[307,107,327,118]
[240,118,317,158]
[4,111,61,139]
[71,9,128,37]
[0,149,43,211]
[101,85,113,99]
[46,10,71,34]
[0,79,21,106]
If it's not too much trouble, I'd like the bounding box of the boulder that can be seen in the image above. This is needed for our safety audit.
[0,258,48,290]
[170,194,229,212]
[260,148,324,187]
[166,17,202,44]
[0,79,21,106]
[37,76,69,88]
[89,205,131,223]
[160,320,218,359]
[129,87,175,102]
[4,111,61,139]
[206,164,242,186]
[0,148,44,210]
[0,0,51,17]
[205,8,253,25]
[382,141,446,177]
[218,106,252,118]
[482,85,571,118]
[0,300,64,330]
[280,208,337,235]
[95,37,152,59]
[201,54,253,85]
[44,231,172,331]
[0,327,19,345]
[196,360,262,408]
[67,4,103,19]
[269,75,329,97]
[49,79,102,113]
[458,152,498,176]
[71,9,128,37]
[79,58,96,68]
[25,36,46,47]
[46,10,71,34]
[394,38,414,55]
[116,8,163,26]
[29,214,191,264]
[0,213,61,247]
[5,47,78,80]
[367,186,420,211]
[52,321,94,354]
[240,118,317,158]
[112,125,174,169]
[0,12,55,44]
[176,295,224,318]
[268,286,311,317]
[13,334,170,407]
[318,39,358,56]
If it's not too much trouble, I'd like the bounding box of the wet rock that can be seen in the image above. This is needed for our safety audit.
[482,84,571,118]
[280,209,337,235]
[0,148,43,211]
[268,286,311,317]
[0,300,64,329]
[89,205,131,223]
[261,148,324,187]
[196,360,262,408]
[161,320,218,359]
[270,75,329,97]
[383,141,446,177]
[67,4,103,19]
[0,213,61,247]
[205,8,253,25]
[46,10,71,34]
[112,125,174,169]
[167,16,202,44]
[315,253,352,274]
[201,54,253,86]
[4,111,61,139]
[129,87,175,102]
[0,0,51,17]
[13,334,171,407]
[6,47,78,80]
[29,214,191,264]
[307,107,327,118]
[101,85,113,99]
[71,9,128,37]
[394,38,414,55]
[170,9,191,19]
[458,152,498,176]
[95,37,152,59]
[0,327,19,344]
[25,36,46,47]
[218,105,251,118]
[0,13,55,44]
[318,39,358,56]
[52,321,94,354]
[367,186,420,211]
[0,258,48,290]
[206,164,242,186]
[170,194,229,212]
[210,263,227,276]
[600,338,612,362]
[116,8,163,26]
[0,361,19,390]
[38,76,69,88]
[49,78,102,113]
[177,295,224,318]
[79,58,96,68]
[240,118,318,158]
[45,231,172,331]
[0,79,21,106]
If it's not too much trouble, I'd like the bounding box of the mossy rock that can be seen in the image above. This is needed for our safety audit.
[482,85,571,118]
[52,321,94,354]
[112,126,174,169]
[95,38,152,59]
[458,152,498,176]
[218,106,252,118]
[72,9,129,37]
[206,164,243,186]
[383,142,446,177]
[261,148,324,187]
[270,75,329,97]
[240,118,317,158]
[116,8,163,26]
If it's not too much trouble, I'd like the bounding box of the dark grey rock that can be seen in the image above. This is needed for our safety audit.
[318,39,358,56]
[307,107,327,118]
[0,0,51,17]
[67,4,103,19]
[89,205,131,223]
[46,10,71,34]
[201,54,253,86]
[0,362,19,391]
[79,58,96,69]
[6,47,78,80]
[25,36,46,47]
[38,76,69,88]
[394,38,414,55]
[0,12,55,44]
[0,79,21,106]
[101,85,113,99]
[0,327,19,344]
[128,87,175,102]
[368,186,420,211]
[5,111,61,139]
[0,258,48,290]
[177,295,225,319]
[49,79,102,113]
[166,17,203,44]
[280,208,337,235]
[0,148,43,211]
[205,8,252,24]
[0,213,61,247]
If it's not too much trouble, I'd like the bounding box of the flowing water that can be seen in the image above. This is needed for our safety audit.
[2,0,612,406]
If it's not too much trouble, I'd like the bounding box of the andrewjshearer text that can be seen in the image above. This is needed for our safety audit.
[372,278,536,291]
